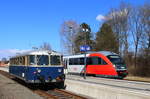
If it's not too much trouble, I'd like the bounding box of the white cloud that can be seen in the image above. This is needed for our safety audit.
[0,49,30,60]
[96,14,107,21]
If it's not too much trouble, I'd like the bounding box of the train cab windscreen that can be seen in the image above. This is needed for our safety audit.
[107,55,126,70]
[50,55,61,65]
[29,55,36,65]
[37,55,49,65]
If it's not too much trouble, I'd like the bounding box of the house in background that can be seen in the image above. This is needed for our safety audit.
[0,61,9,66]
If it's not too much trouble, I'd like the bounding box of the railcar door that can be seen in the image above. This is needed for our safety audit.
[63,59,68,74]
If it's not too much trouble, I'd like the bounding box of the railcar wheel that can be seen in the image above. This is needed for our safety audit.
[92,74,96,77]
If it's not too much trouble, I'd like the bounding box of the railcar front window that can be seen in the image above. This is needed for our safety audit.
[29,55,35,65]
[37,55,49,65]
[50,55,61,65]
[107,55,124,65]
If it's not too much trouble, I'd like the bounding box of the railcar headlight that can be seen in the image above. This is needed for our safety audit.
[121,67,125,69]
[58,69,62,72]
[37,69,41,73]
[113,64,116,67]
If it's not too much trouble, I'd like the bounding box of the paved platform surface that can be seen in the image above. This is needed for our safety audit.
[66,75,150,99]
[66,75,150,93]
[0,73,43,99]
[0,66,9,72]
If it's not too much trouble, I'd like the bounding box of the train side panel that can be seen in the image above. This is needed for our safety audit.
[86,53,118,76]
[9,66,64,83]
[9,66,27,80]
[68,65,84,74]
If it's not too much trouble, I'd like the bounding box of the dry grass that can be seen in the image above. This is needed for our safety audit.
[125,76,150,83]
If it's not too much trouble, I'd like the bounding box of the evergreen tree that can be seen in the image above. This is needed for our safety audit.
[95,23,119,53]
[74,23,94,53]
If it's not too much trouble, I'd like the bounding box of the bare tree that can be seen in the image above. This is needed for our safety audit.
[103,2,150,76]
[129,6,146,68]
[40,42,52,51]
[140,3,150,49]
[60,20,79,55]
[106,2,131,56]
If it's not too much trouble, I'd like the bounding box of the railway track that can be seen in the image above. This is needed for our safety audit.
[0,70,14,78]
[0,70,88,99]
[34,89,87,99]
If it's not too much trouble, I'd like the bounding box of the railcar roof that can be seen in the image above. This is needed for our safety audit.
[96,51,118,56]
[63,51,118,58]
[11,50,61,58]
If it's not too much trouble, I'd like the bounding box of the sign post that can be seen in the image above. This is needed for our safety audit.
[80,45,91,79]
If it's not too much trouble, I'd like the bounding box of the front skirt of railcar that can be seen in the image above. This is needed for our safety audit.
[117,70,128,79]
[28,67,65,83]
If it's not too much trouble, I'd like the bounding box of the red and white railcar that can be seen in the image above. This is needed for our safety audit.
[63,51,128,79]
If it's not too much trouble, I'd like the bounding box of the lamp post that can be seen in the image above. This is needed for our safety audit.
[69,26,74,55]
[82,28,89,79]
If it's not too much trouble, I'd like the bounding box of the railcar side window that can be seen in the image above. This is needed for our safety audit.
[16,58,19,65]
[50,55,61,65]
[19,57,22,65]
[37,55,49,65]
[87,57,98,65]
[101,59,107,65]
[69,58,73,65]
[87,57,107,65]
[80,58,84,65]
[74,58,79,65]
[29,55,36,65]
[69,58,85,65]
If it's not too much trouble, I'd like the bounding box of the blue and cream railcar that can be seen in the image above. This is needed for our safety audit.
[9,50,65,84]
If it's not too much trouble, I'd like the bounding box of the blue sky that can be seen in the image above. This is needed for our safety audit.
[0,0,148,59]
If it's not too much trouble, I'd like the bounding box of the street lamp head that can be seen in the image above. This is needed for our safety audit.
[82,28,85,32]
[82,28,89,32]
[85,28,89,32]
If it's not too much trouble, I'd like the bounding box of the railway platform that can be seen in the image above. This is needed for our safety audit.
[0,73,42,99]
[66,75,150,99]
